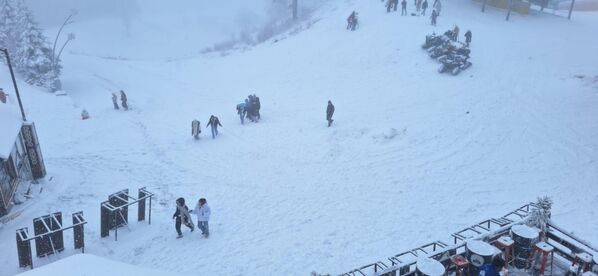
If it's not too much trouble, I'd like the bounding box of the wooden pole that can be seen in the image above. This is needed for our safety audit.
[1,49,27,121]
[567,0,575,19]
[506,0,513,20]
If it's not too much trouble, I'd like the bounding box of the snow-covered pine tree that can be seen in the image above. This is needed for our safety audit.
[526,196,553,240]
[14,0,58,90]
[0,0,20,62]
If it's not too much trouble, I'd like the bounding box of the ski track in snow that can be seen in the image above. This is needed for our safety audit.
[1,0,598,275]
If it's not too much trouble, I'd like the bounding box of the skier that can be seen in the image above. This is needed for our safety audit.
[433,0,441,16]
[236,102,246,124]
[192,119,201,139]
[421,0,428,15]
[401,0,407,15]
[120,90,128,110]
[430,9,438,26]
[81,109,90,120]
[464,30,472,46]
[191,198,211,238]
[0,88,6,104]
[479,256,505,276]
[206,115,222,139]
[173,197,194,238]
[453,25,460,41]
[111,93,119,110]
[326,100,335,127]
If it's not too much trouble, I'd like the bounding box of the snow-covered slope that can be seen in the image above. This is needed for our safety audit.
[1,0,597,275]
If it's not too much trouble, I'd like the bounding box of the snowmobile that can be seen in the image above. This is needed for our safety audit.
[438,53,472,75]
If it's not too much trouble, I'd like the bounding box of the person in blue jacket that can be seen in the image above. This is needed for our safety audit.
[479,255,505,276]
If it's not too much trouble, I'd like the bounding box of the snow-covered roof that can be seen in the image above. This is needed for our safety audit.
[0,103,23,160]
[16,253,177,276]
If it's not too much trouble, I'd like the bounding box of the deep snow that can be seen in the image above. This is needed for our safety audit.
[1,0,597,275]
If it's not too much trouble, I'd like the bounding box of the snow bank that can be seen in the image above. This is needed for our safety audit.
[16,253,176,276]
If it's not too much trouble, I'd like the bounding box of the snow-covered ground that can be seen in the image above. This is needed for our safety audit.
[1,0,597,275]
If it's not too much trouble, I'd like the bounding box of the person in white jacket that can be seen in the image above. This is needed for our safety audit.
[191,198,211,238]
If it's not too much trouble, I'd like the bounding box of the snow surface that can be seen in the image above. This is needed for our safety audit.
[15,253,173,276]
[1,0,597,275]
[511,224,540,239]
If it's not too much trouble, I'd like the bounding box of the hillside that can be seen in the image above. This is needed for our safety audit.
[1,0,597,275]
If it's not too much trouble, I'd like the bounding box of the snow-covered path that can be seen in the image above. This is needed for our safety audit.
[1,1,597,275]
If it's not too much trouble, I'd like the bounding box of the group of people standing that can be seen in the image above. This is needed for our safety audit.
[236,94,261,124]
[381,0,438,17]
[111,90,129,111]
[173,197,211,239]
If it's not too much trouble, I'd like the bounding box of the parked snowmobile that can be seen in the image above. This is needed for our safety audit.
[438,53,472,75]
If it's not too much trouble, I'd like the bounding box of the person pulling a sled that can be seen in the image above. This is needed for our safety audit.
[207,115,222,139]
[173,197,194,238]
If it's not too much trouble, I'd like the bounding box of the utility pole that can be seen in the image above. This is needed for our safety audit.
[1,48,27,121]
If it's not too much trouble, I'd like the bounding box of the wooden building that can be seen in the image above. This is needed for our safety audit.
[0,104,45,217]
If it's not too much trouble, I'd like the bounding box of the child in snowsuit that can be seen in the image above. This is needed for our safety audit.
[206,115,222,139]
[120,90,128,110]
[326,100,335,127]
[111,93,119,110]
[191,198,211,238]
[173,197,194,238]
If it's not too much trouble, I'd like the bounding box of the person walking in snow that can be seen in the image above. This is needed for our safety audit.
[464,30,472,46]
[120,90,128,110]
[206,115,222,139]
[479,255,505,276]
[430,9,438,26]
[421,0,428,15]
[173,197,194,238]
[386,0,393,12]
[393,0,399,11]
[452,25,460,41]
[346,11,358,31]
[416,0,422,12]
[326,100,335,127]
[254,94,261,120]
[236,102,246,124]
[0,88,7,104]
[192,119,201,139]
[111,93,119,110]
[433,0,441,16]
[191,198,211,238]
[401,0,407,15]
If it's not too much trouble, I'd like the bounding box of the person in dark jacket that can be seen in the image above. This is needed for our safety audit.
[479,255,505,276]
[120,90,128,110]
[173,197,194,238]
[326,100,335,127]
[111,93,119,110]
[421,0,428,15]
[464,30,472,46]
[401,0,407,15]
[206,115,222,139]
[253,94,261,120]
[393,0,399,11]
[430,9,438,26]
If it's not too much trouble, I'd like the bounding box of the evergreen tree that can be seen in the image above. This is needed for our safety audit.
[526,196,553,240]
[15,0,57,89]
[0,0,20,61]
